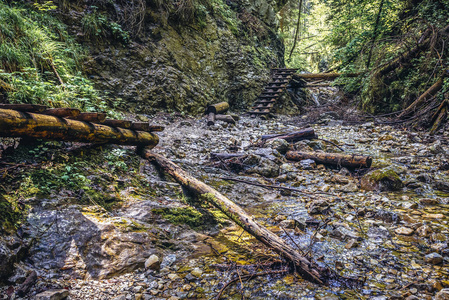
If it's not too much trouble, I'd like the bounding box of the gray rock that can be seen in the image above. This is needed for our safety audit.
[145,254,160,271]
[435,288,449,300]
[266,138,290,155]
[424,252,443,265]
[279,219,295,229]
[35,289,69,300]
[299,159,316,170]
[330,225,361,241]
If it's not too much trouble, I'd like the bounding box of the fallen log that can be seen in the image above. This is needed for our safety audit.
[140,149,329,284]
[102,119,132,129]
[207,112,215,126]
[206,102,229,114]
[0,104,47,112]
[215,114,236,125]
[262,128,317,143]
[16,271,37,297]
[398,76,445,119]
[42,108,80,118]
[293,73,359,81]
[430,102,447,135]
[286,151,372,168]
[148,125,165,132]
[68,112,106,123]
[0,109,159,147]
[130,122,150,132]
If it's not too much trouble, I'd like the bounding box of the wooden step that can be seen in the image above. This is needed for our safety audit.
[255,99,276,104]
[258,94,280,98]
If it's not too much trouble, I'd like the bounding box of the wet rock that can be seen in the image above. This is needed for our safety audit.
[293,141,313,152]
[416,225,432,237]
[430,140,445,154]
[374,210,400,223]
[431,243,448,253]
[191,267,203,278]
[161,254,177,269]
[242,154,261,166]
[279,219,295,229]
[35,289,69,300]
[145,255,160,271]
[433,181,449,192]
[299,159,316,170]
[395,227,414,236]
[340,182,358,193]
[419,198,440,205]
[247,157,280,177]
[435,289,449,300]
[266,138,290,155]
[344,239,359,249]
[254,148,277,160]
[0,240,16,281]
[360,167,404,191]
[424,253,443,265]
[402,202,418,209]
[330,225,361,241]
[306,200,330,215]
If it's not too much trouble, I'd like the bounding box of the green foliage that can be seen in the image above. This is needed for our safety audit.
[81,7,130,44]
[0,2,118,114]
[153,207,205,227]
[33,1,57,11]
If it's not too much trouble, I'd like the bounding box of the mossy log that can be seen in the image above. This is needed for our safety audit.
[206,102,230,114]
[286,151,372,168]
[430,104,447,135]
[42,108,80,118]
[140,149,330,284]
[102,119,132,129]
[68,112,106,123]
[0,104,48,112]
[0,109,159,147]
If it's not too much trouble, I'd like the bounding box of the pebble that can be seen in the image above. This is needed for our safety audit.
[424,253,444,265]
[395,227,414,236]
[145,255,160,270]
[191,268,203,278]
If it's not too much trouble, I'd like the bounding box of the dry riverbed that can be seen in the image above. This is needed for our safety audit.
[1,111,449,300]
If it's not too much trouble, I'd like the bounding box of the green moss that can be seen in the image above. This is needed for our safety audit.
[0,194,21,233]
[153,207,205,228]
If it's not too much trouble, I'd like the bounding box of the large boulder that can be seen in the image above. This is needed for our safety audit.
[361,167,404,191]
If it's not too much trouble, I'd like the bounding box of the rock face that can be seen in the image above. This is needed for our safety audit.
[26,204,156,279]
[65,0,285,114]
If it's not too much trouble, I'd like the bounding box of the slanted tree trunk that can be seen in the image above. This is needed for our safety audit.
[140,149,331,284]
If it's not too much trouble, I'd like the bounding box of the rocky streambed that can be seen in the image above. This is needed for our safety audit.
[1,110,449,300]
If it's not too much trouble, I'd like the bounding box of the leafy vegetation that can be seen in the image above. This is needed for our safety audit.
[0,1,115,114]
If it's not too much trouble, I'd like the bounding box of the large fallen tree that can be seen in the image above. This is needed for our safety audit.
[0,108,159,147]
[139,148,338,285]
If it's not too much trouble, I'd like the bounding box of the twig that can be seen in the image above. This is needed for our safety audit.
[318,138,345,152]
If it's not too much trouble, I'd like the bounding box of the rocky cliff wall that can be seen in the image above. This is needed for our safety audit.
[59,0,285,115]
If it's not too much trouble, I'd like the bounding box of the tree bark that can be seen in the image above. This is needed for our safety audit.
[0,109,159,147]
[206,102,230,114]
[288,0,304,61]
[0,104,48,112]
[207,112,216,126]
[68,112,106,123]
[262,128,316,142]
[102,119,132,129]
[286,151,372,168]
[366,0,385,69]
[42,108,80,118]
[140,149,330,284]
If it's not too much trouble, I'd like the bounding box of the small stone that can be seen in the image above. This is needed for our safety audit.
[299,159,316,170]
[423,214,444,219]
[340,182,358,192]
[182,284,192,291]
[279,219,295,229]
[419,198,440,205]
[145,254,160,270]
[345,239,359,249]
[168,273,179,280]
[435,288,449,300]
[416,225,432,237]
[35,289,69,300]
[402,202,418,209]
[395,227,414,236]
[424,252,444,265]
[191,267,203,278]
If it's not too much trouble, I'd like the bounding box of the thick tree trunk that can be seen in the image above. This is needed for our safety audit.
[206,102,230,114]
[0,104,48,112]
[0,109,159,147]
[286,151,372,168]
[140,149,330,284]
[207,112,216,126]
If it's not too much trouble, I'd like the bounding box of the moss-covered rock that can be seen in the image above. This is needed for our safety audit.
[64,0,284,114]
[361,167,404,191]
